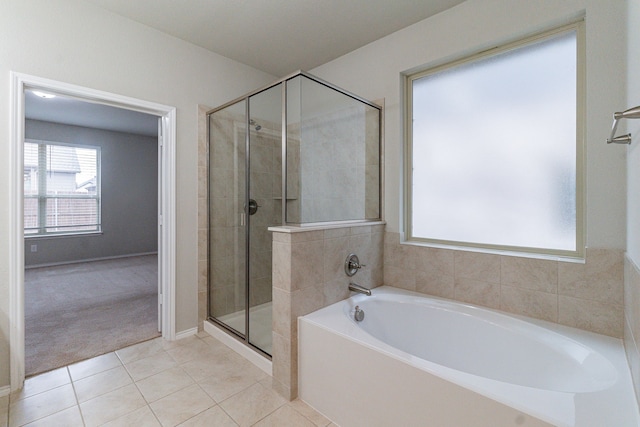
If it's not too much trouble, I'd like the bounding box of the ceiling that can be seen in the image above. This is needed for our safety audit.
[28,0,466,135]
[25,90,159,137]
[85,0,466,76]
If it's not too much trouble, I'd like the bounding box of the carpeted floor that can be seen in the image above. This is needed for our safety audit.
[25,254,160,376]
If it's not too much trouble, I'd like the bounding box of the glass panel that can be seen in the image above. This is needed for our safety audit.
[286,75,380,223]
[285,77,301,223]
[248,84,282,355]
[208,100,247,336]
[411,31,577,251]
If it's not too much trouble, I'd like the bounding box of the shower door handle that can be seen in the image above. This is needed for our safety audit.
[247,199,260,215]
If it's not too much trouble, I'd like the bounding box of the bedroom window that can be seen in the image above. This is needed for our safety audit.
[24,141,101,236]
[404,23,584,257]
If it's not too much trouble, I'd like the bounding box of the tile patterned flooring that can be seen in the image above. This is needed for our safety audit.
[1,332,334,427]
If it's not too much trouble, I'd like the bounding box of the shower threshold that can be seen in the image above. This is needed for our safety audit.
[204,302,273,376]
[217,301,273,355]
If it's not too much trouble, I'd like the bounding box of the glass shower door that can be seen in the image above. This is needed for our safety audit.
[208,100,247,337]
[247,84,282,356]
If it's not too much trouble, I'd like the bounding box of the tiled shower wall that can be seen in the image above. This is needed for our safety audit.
[624,256,640,403]
[248,128,282,308]
[385,232,624,338]
[292,106,379,223]
[270,223,385,399]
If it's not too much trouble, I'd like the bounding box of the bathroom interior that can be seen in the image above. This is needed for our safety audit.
[202,21,640,426]
[197,3,640,424]
[4,0,640,426]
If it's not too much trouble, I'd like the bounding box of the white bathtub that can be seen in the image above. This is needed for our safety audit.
[298,286,640,427]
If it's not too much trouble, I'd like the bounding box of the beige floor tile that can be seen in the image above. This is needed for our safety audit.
[125,352,177,381]
[166,338,215,365]
[177,406,237,427]
[252,405,316,427]
[73,366,132,403]
[68,353,122,381]
[79,383,146,427]
[197,360,267,403]
[157,335,195,350]
[150,384,215,427]
[180,351,244,383]
[195,330,211,339]
[158,335,201,351]
[22,405,83,427]
[288,399,331,426]
[200,336,237,356]
[116,339,163,364]
[257,376,278,391]
[101,405,161,427]
[11,368,70,402]
[9,384,76,427]
[219,382,286,427]
[136,366,195,403]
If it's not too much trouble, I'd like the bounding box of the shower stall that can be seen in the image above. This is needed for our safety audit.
[207,71,381,357]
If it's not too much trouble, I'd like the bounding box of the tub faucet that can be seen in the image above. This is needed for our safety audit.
[349,282,371,296]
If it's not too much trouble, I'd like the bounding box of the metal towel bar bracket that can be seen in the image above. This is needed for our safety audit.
[607,105,640,145]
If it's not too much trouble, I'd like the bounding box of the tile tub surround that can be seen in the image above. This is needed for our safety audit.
[384,232,624,338]
[624,255,640,405]
[1,333,331,427]
[270,223,385,399]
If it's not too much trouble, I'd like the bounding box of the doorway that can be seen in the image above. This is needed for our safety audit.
[10,73,177,391]
[23,90,161,375]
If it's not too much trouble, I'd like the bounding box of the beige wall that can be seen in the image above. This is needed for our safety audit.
[625,0,640,406]
[0,0,276,389]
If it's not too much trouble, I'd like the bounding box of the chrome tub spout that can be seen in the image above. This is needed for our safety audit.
[349,282,371,296]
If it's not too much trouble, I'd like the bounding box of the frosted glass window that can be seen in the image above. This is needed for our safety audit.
[407,29,580,254]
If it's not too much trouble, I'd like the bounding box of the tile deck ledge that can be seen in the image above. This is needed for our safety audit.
[268,220,385,233]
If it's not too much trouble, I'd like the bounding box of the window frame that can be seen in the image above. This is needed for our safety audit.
[403,22,585,259]
[24,139,102,238]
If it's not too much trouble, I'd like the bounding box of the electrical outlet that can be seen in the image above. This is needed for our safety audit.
[30,244,37,252]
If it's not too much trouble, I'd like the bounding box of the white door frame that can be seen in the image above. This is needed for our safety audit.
[9,72,177,391]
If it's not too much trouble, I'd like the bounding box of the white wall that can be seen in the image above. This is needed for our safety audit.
[627,1,640,263]
[0,0,276,388]
[311,0,627,251]
[625,0,640,403]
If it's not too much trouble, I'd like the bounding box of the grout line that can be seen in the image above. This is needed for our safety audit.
[216,401,240,426]
[67,366,84,427]
[16,334,323,427]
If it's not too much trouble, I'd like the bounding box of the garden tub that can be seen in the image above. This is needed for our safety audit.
[298,286,639,426]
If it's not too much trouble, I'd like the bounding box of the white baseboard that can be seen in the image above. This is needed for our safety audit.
[25,252,159,269]
[203,320,272,376]
[175,327,198,340]
[0,385,10,397]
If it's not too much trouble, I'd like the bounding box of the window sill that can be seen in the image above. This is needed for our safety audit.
[402,238,585,264]
[25,231,103,240]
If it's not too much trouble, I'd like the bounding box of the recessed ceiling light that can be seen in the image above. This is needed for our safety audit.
[31,90,56,99]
